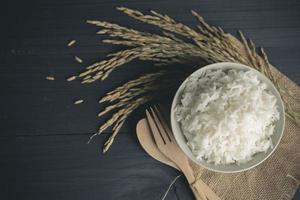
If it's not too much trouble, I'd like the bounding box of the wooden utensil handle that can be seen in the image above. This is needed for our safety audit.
[190,179,221,200]
[178,160,220,200]
[190,184,208,200]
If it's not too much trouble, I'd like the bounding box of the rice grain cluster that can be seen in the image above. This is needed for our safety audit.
[175,69,280,165]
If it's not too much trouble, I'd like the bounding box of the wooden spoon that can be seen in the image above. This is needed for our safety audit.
[136,118,179,170]
[137,117,217,200]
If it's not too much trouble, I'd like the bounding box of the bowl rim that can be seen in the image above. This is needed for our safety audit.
[170,62,285,173]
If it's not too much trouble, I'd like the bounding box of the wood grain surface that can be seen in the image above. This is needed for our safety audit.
[1,0,299,199]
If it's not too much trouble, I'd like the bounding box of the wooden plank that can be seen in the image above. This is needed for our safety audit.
[3,0,300,38]
[0,134,194,200]
[1,133,299,199]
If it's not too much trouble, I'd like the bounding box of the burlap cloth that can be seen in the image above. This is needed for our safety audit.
[190,39,300,200]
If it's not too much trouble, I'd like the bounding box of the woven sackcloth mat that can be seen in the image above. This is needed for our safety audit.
[190,37,300,200]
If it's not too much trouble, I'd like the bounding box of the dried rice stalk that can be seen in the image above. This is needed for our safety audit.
[73,7,299,152]
[87,70,185,152]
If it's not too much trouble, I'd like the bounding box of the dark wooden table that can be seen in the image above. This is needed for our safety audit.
[1,0,299,199]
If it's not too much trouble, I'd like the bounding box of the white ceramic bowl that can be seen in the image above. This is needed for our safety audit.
[171,62,285,173]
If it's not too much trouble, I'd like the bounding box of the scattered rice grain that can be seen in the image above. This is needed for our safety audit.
[74,99,84,105]
[67,40,76,47]
[75,56,83,63]
[46,76,55,81]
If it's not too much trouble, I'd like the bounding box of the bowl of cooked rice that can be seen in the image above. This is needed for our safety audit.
[171,62,285,173]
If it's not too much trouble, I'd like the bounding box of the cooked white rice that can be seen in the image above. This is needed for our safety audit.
[175,69,279,165]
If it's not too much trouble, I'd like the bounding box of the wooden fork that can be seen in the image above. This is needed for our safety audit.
[146,106,220,200]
